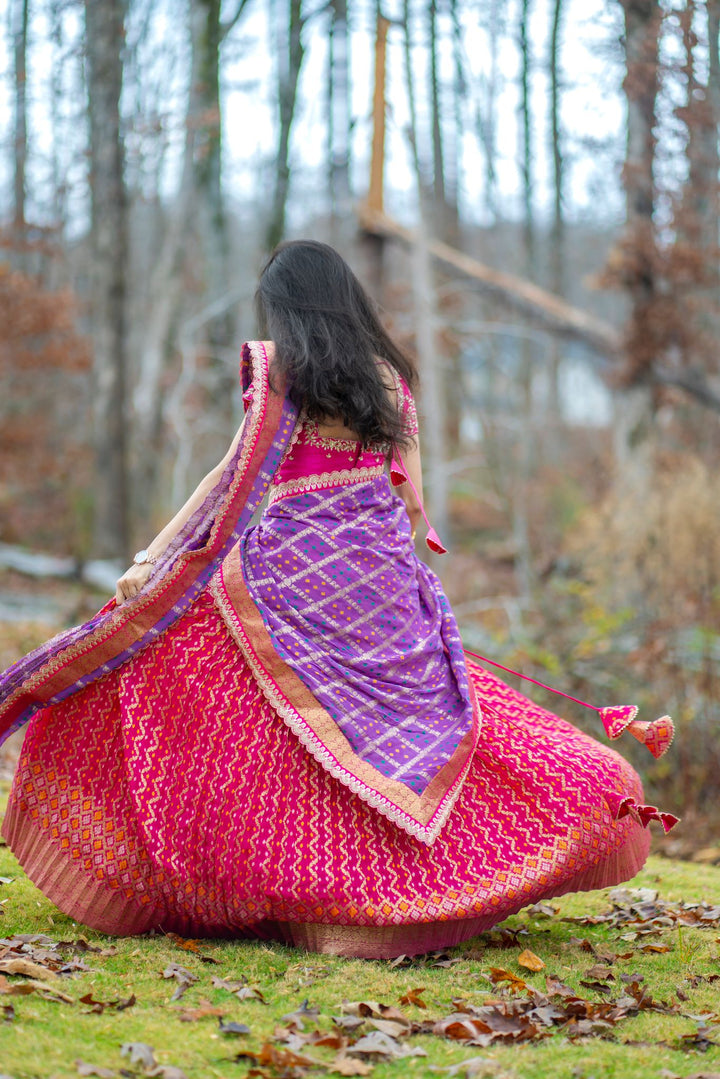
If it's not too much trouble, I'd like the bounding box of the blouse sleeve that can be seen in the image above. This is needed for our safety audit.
[397,377,419,440]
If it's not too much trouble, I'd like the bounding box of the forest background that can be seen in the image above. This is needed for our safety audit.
[0,0,718,848]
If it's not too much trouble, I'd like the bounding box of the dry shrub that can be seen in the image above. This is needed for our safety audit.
[0,263,93,554]
[571,456,720,618]
[567,456,720,824]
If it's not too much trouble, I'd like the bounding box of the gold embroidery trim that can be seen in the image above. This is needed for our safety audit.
[268,466,385,505]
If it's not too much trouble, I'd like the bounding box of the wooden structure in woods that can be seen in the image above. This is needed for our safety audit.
[358,15,620,362]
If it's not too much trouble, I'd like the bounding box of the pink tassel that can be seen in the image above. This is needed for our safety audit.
[464,652,676,760]
[390,452,408,487]
[626,715,675,759]
[425,527,448,555]
[599,705,638,740]
[659,811,681,833]
[599,706,675,759]
[604,791,680,833]
[390,452,446,552]
[604,791,634,819]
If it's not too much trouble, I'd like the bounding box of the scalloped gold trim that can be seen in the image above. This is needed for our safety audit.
[268,466,385,505]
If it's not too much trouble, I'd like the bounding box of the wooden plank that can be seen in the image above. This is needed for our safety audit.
[357,205,621,357]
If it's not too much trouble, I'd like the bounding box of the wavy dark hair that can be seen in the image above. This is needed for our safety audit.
[255,240,417,448]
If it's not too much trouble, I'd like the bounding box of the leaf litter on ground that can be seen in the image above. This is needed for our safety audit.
[1,882,720,1077]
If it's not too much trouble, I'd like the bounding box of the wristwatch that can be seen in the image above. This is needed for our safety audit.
[133,549,158,566]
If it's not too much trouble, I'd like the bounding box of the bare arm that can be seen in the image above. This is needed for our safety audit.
[115,415,247,602]
[395,435,423,536]
[378,361,424,537]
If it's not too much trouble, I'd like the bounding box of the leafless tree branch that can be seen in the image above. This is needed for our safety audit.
[650,366,720,414]
[220,0,252,42]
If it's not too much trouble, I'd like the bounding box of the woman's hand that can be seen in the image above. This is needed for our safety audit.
[115,562,154,604]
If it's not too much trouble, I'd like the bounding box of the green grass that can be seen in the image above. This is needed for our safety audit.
[1,841,719,1079]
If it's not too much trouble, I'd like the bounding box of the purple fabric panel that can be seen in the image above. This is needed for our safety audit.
[240,476,474,795]
[0,392,299,746]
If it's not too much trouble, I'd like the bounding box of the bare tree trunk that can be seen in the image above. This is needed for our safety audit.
[190,0,235,327]
[709,0,720,290]
[85,0,130,560]
[682,1,720,253]
[189,0,240,419]
[474,0,501,222]
[132,0,251,528]
[12,0,29,240]
[547,0,565,432]
[49,0,67,239]
[266,0,305,251]
[429,0,450,238]
[514,0,535,600]
[403,0,448,549]
[327,0,352,245]
[359,8,389,301]
[614,0,662,494]
[448,0,464,242]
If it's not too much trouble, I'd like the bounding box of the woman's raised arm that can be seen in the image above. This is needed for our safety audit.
[114,414,247,603]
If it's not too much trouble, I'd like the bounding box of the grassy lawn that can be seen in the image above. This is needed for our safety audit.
[1,825,719,1079]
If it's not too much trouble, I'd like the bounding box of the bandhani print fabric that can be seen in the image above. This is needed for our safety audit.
[1,343,653,958]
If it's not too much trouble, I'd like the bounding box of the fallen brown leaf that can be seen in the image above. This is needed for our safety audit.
[488,968,527,992]
[330,1054,373,1076]
[525,902,559,918]
[235,985,268,1004]
[568,937,597,955]
[332,1014,366,1032]
[79,992,136,1014]
[75,1061,115,1079]
[517,949,545,972]
[341,1000,408,1023]
[165,932,219,964]
[346,1030,425,1059]
[176,1003,225,1022]
[368,1018,408,1038]
[584,964,614,981]
[0,957,59,980]
[399,987,427,1008]
[120,1043,156,1069]
[233,1042,319,1069]
[281,999,320,1028]
[432,1016,482,1041]
[218,1018,252,1035]
[578,980,614,996]
[545,975,576,998]
[211,975,247,992]
[161,963,197,1001]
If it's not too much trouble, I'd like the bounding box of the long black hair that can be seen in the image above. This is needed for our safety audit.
[255,240,417,449]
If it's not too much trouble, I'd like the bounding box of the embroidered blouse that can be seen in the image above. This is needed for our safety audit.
[243,366,419,505]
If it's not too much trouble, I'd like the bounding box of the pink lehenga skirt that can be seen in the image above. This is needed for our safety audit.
[3,580,649,959]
